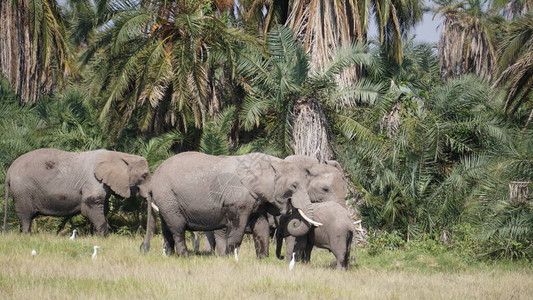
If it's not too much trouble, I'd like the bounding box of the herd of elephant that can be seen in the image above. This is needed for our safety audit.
[2,148,356,270]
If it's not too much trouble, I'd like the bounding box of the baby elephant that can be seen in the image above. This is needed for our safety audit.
[287,202,355,270]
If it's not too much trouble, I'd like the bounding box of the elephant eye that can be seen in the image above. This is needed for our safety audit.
[322,187,329,193]
[291,182,298,190]
[142,172,149,179]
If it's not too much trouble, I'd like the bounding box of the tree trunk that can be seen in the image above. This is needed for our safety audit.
[0,0,43,104]
[509,181,531,204]
[292,97,335,162]
[286,0,364,161]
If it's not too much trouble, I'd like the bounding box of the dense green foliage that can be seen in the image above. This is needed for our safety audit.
[1,0,532,261]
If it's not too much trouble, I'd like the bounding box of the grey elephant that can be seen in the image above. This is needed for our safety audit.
[276,155,348,259]
[140,152,321,256]
[202,155,347,258]
[287,201,355,270]
[3,148,151,235]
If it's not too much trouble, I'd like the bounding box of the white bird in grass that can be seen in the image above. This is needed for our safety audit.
[234,247,239,262]
[31,249,37,256]
[92,245,99,260]
[289,252,296,270]
[163,248,168,257]
[69,229,77,240]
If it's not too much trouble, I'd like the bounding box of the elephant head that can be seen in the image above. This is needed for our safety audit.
[307,160,347,205]
[94,152,151,200]
[238,154,320,236]
[285,155,347,206]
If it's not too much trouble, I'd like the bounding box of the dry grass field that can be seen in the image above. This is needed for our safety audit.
[1,232,532,299]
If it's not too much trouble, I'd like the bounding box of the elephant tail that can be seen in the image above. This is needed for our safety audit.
[139,195,157,253]
[3,177,10,233]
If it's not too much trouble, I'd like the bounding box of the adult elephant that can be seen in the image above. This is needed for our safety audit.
[140,152,321,256]
[203,155,347,258]
[276,155,348,260]
[3,148,151,235]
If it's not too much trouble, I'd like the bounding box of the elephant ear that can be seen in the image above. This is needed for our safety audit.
[237,155,278,200]
[94,152,131,198]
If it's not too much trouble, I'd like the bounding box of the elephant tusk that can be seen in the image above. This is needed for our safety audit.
[151,202,160,212]
[297,209,323,227]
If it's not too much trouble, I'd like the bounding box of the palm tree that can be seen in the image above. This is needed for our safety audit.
[491,0,532,19]
[338,73,508,236]
[0,0,74,104]
[434,0,502,81]
[370,0,425,64]
[238,25,382,161]
[81,0,260,140]
[492,13,533,126]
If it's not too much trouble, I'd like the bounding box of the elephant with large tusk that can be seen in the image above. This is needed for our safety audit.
[275,155,348,260]
[202,155,346,258]
[3,148,152,235]
[139,152,321,256]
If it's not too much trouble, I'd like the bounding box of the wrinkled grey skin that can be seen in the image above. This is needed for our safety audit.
[140,152,317,256]
[3,148,152,235]
[288,201,354,270]
[276,155,348,259]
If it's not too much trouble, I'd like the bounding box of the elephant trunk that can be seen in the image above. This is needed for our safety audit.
[139,195,156,253]
[286,209,312,237]
[286,190,322,236]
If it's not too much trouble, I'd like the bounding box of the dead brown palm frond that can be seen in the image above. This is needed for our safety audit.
[491,0,533,19]
[286,0,362,71]
[215,0,235,12]
[0,0,75,103]
[497,55,533,120]
[436,1,500,81]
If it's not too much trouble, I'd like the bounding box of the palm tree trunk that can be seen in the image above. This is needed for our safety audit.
[286,0,363,161]
[0,0,42,104]
[292,97,335,162]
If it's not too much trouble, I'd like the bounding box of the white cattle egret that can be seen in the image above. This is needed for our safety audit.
[31,249,37,256]
[234,247,239,262]
[69,229,77,240]
[163,248,168,256]
[92,245,99,260]
[289,252,296,270]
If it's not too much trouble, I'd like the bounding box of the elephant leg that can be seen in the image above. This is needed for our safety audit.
[250,213,270,258]
[13,198,35,233]
[192,232,200,253]
[275,217,286,259]
[202,231,216,253]
[303,240,313,263]
[173,230,189,256]
[285,235,296,262]
[18,214,33,233]
[214,229,228,256]
[168,218,188,256]
[160,217,175,255]
[275,231,284,260]
[225,218,248,253]
[285,235,312,262]
[81,195,109,236]
[331,235,351,270]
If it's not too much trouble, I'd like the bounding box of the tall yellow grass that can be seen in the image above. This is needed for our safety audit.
[0,232,532,299]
